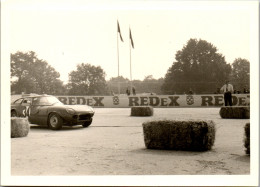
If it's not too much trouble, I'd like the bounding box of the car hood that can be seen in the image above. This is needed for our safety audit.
[64,105,94,113]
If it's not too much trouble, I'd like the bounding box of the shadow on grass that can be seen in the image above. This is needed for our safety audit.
[234,154,250,162]
[131,147,213,156]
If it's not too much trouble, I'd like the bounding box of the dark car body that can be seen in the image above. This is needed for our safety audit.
[11,94,95,130]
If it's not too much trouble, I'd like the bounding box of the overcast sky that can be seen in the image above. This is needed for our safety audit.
[7,0,256,83]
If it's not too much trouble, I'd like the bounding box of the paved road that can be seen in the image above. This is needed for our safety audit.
[11,108,250,176]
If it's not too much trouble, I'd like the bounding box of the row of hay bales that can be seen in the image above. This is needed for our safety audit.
[131,106,250,154]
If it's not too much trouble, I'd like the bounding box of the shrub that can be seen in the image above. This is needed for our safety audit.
[131,106,153,116]
[244,123,250,154]
[11,117,30,138]
[142,120,216,151]
[219,106,250,119]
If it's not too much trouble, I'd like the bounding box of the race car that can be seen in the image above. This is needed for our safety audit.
[11,94,95,130]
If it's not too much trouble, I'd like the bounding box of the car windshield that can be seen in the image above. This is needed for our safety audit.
[32,96,64,106]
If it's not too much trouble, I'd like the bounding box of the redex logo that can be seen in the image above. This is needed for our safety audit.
[58,96,104,107]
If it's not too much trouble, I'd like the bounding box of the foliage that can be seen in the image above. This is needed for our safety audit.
[107,75,164,95]
[162,39,232,94]
[11,51,65,95]
[107,76,130,95]
[230,58,250,92]
[67,63,108,95]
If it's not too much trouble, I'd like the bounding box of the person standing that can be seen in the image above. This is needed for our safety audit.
[220,80,234,106]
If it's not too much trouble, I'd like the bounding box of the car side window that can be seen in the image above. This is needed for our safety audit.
[32,97,48,105]
[21,98,32,106]
[14,98,23,105]
[32,97,40,105]
[38,97,49,105]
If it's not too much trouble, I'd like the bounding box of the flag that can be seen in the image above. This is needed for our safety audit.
[129,28,134,49]
[117,20,124,42]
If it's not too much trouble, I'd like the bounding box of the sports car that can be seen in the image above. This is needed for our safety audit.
[11,94,95,130]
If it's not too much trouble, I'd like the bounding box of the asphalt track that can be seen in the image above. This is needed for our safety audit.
[11,108,250,176]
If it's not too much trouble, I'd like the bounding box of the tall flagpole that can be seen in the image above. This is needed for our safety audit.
[129,40,132,95]
[117,21,120,95]
[129,27,133,95]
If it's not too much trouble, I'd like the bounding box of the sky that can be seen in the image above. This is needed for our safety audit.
[6,0,256,83]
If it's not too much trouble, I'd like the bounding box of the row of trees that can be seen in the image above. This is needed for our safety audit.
[162,39,250,94]
[11,38,250,95]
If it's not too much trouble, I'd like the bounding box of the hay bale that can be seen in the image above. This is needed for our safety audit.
[131,106,153,116]
[219,106,250,119]
[244,123,250,154]
[142,120,216,151]
[11,117,30,138]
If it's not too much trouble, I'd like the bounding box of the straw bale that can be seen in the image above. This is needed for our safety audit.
[131,106,154,116]
[219,106,250,119]
[11,117,30,138]
[142,120,215,151]
[244,123,250,154]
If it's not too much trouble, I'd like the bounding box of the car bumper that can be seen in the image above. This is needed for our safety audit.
[62,112,94,124]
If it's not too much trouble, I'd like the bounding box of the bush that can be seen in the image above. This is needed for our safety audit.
[219,106,250,119]
[11,117,30,138]
[131,106,153,116]
[244,123,250,154]
[142,120,216,151]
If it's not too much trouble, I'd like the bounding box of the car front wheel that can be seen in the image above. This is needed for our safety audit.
[82,118,93,128]
[48,113,63,130]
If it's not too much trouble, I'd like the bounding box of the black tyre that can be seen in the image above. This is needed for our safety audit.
[48,113,63,130]
[11,110,17,117]
[82,118,93,128]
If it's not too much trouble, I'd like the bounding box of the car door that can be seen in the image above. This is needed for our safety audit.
[14,98,31,117]
[12,98,25,116]
[29,97,49,126]
[21,98,32,117]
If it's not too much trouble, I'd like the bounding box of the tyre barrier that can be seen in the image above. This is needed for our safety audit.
[244,123,250,155]
[131,106,154,116]
[219,106,250,119]
[142,120,216,151]
[11,117,30,138]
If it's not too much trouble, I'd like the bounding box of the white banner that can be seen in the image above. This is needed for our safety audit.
[54,94,250,108]
[11,94,250,108]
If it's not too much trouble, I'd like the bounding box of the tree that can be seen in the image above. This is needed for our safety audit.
[11,51,65,94]
[67,63,108,95]
[107,76,130,95]
[137,75,164,94]
[230,58,250,92]
[162,39,232,94]
[106,75,164,95]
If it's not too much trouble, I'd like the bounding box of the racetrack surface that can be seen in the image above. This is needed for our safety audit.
[11,108,250,175]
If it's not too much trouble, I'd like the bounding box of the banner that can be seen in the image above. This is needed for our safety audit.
[54,94,250,108]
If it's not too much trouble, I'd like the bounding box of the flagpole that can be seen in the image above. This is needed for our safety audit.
[129,28,133,95]
[117,22,120,95]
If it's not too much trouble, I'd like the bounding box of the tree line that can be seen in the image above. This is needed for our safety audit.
[11,38,250,96]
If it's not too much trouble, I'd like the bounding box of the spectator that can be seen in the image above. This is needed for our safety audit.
[126,88,130,96]
[220,80,234,106]
[243,87,250,94]
[214,87,221,94]
[132,87,136,95]
[188,88,193,95]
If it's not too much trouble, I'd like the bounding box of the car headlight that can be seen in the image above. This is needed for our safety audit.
[66,108,76,115]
